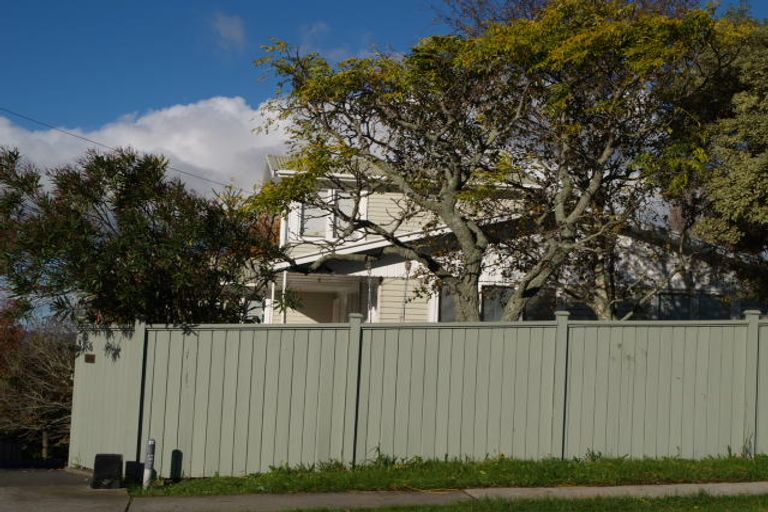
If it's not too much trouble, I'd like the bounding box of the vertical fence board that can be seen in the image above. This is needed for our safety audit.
[434,329,452,458]
[758,323,768,453]
[233,330,252,476]
[393,328,412,458]
[422,329,439,459]
[486,330,504,457]
[245,330,267,473]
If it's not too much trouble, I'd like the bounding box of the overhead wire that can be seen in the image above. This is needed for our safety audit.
[0,106,232,188]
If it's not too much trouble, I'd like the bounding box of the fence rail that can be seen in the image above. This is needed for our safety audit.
[69,312,767,478]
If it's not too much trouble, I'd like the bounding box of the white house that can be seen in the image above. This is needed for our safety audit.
[259,155,764,324]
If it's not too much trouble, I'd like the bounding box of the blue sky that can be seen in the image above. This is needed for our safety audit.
[0,1,765,191]
[0,0,444,130]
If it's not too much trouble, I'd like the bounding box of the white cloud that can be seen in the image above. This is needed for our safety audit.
[0,97,288,194]
[211,13,247,50]
[301,20,330,44]
[299,21,374,62]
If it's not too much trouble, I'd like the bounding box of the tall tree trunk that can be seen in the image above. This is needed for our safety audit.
[455,276,482,322]
[41,430,49,460]
[589,251,617,320]
[502,239,571,321]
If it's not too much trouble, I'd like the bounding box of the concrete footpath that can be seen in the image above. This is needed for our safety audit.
[0,469,128,512]
[129,481,768,512]
[5,469,768,512]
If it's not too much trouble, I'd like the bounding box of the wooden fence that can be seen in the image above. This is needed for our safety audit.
[69,311,768,478]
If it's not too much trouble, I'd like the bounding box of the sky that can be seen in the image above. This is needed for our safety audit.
[0,0,765,193]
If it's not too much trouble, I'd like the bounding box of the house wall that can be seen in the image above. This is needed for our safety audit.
[282,191,434,260]
[284,292,336,324]
[366,192,432,235]
[272,274,364,324]
[378,277,431,322]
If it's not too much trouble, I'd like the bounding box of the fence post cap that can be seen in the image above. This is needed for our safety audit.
[744,310,762,318]
[348,313,364,321]
[554,311,571,318]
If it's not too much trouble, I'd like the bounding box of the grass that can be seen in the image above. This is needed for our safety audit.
[293,495,768,511]
[132,454,768,497]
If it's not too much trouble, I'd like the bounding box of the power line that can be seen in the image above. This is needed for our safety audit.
[0,106,232,188]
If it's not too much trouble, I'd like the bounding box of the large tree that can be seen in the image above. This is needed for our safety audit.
[254,0,751,321]
[436,0,756,321]
[0,148,282,325]
[438,0,699,36]
[693,23,768,297]
[0,317,75,459]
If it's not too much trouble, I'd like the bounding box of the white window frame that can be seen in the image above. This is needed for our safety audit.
[287,189,368,242]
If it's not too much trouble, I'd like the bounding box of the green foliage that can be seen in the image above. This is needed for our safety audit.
[0,148,282,325]
[134,454,768,497]
[697,25,768,256]
[252,0,754,321]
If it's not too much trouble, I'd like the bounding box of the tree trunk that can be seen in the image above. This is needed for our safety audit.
[589,252,617,320]
[454,276,482,322]
[41,430,49,460]
[502,241,569,321]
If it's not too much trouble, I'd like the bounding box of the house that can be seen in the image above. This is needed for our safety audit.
[259,155,765,324]
[260,156,433,324]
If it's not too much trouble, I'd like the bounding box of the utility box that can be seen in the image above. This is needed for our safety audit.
[90,454,123,489]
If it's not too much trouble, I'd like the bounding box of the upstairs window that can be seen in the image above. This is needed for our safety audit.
[438,287,457,322]
[333,193,356,237]
[300,204,328,238]
[291,189,366,241]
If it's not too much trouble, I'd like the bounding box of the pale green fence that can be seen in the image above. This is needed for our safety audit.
[69,326,146,471]
[139,325,357,479]
[69,312,767,478]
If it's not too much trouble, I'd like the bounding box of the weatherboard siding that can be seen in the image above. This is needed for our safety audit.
[378,278,431,322]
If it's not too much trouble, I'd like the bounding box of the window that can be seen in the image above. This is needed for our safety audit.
[657,292,732,320]
[438,287,457,322]
[481,286,512,321]
[333,193,356,237]
[658,293,691,320]
[300,204,328,238]
[292,190,365,241]
[697,294,730,320]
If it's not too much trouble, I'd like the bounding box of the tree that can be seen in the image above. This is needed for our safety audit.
[0,301,25,379]
[694,23,768,297]
[0,318,76,459]
[253,0,751,321]
[437,0,699,36]
[437,0,733,321]
[0,148,282,325]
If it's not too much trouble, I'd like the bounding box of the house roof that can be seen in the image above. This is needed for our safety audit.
[273,227,447,272]
[266,154,384,182]
[265,154,293,173]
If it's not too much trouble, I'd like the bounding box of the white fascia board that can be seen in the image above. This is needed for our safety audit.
[274,169,367,182]
[273,228,447,271]
[273,213,520,271]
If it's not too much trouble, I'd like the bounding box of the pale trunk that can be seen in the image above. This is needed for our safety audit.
[41,430,49,460]
[455,277,481,322]
[589,253,616,320]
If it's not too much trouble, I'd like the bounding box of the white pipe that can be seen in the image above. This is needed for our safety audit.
[142,439,155,489]
[281,270,288,324]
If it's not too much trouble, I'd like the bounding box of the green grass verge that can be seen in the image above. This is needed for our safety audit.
[296,495,768,511]
[132,455,768,497]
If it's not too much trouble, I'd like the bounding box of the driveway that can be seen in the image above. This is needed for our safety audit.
[0,469,129,512]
